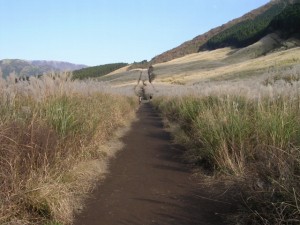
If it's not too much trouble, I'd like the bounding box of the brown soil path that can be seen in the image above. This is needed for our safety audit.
[74,103,237,225]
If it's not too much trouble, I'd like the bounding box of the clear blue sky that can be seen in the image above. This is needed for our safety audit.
[0,0,270,66]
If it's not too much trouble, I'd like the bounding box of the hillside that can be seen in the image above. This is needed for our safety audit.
[150,0,299,64]
[0,59,87,78]
[202,2,300,50]
[98,36,300,86]
[149,1,277,64]
[96,1,300,86]
[201,2,285,50]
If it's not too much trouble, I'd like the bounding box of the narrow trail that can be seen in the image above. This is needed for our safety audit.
[74,103,237,225]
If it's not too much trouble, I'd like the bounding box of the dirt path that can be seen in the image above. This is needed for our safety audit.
[74,103,237,225]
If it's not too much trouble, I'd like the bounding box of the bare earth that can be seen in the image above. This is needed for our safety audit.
[74,103,237,225]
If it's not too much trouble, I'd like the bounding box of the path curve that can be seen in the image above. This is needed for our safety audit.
[74,103,236,225]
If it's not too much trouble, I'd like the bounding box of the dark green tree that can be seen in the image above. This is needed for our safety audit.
[269,3,300,37]
[72,63,128,80]
[202,3,285,50]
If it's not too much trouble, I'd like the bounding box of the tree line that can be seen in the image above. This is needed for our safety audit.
[269,3,300,37]
[200,2,286,50]
[72,63,128,80]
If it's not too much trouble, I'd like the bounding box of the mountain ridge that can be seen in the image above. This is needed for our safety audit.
[30,60,87,71]
[0,59,87,78]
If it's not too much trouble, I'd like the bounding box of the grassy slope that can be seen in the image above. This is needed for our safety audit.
[149,1,277,64]
[99,42,300,86]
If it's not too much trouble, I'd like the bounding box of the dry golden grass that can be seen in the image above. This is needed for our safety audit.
[104,65,131,76]
[0,73,138,225]
[153,90,300,224]
[155,47,300,84]
[155,47,233,65]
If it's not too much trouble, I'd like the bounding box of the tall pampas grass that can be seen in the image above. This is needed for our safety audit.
[0,73,137,224]
[152,65,300,224]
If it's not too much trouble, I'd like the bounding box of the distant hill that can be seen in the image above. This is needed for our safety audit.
[72,63,129,80]
[30,60,87,71]
[150,0,299,64]
[0,59,87,78]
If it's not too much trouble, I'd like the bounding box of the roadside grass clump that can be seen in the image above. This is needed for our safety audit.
[0,73,138,225]
[153,92,300,224]
[154,95,253,175]
[242,96,300,224]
